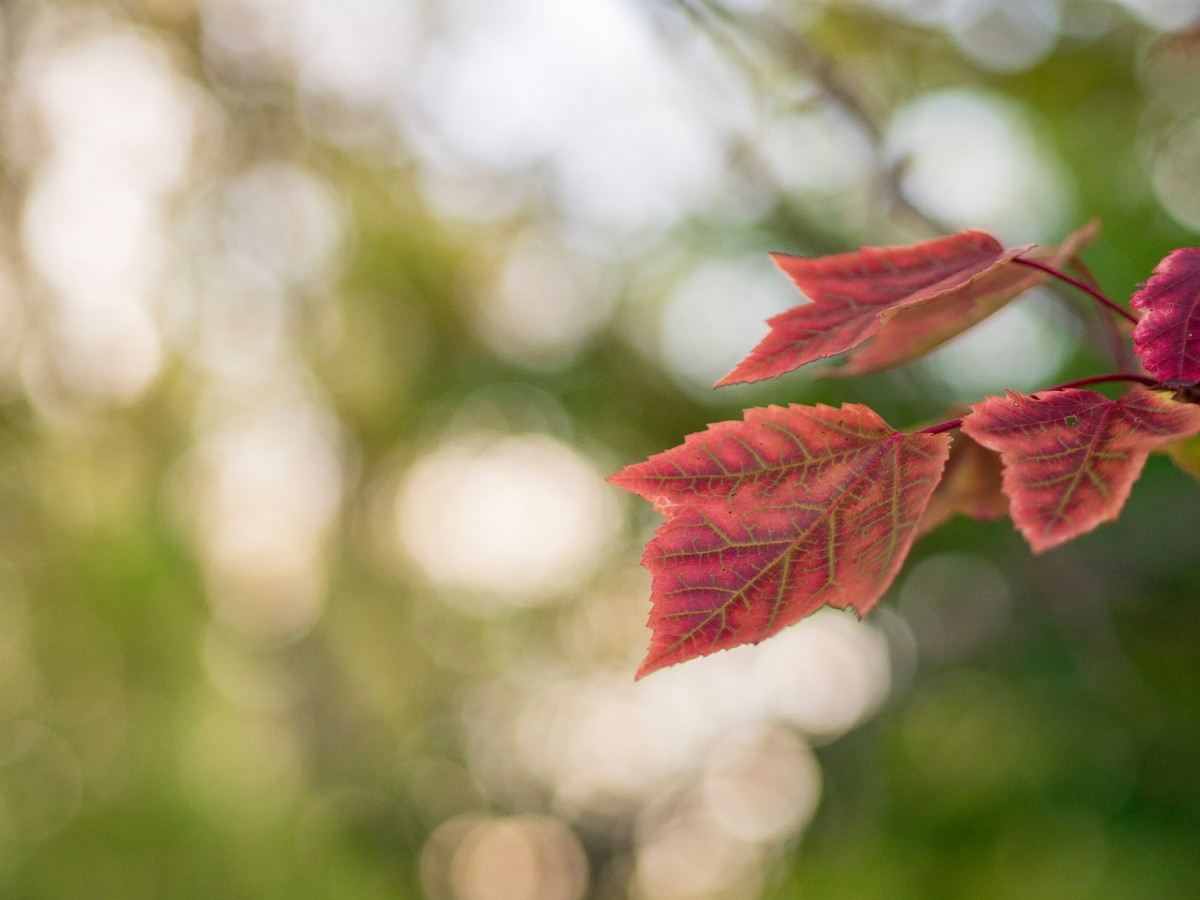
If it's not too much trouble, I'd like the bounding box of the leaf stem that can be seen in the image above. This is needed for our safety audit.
[916,418,963,436]
[914,373,1163,435]
[1012,256,1138,325]
[1039,372,1160,393]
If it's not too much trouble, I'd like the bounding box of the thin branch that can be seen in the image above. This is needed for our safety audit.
[1013,256,1139,325]
[916,417,963,436]
[916,373,1164,435]
[1036,372,1160,394]
[1065,257,1136,371]
[657,0,951,235]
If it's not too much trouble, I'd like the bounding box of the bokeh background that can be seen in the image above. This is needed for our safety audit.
[0,0,1199,896]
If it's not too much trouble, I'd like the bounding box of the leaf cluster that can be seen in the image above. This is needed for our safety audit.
[611,226,1200,677]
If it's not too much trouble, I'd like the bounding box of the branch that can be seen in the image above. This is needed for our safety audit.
[1012,256,1139,325]
[655,0,951,235]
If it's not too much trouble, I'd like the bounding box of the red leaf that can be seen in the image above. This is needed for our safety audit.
[609,404,950,678]
[961,389,1200,553]
[1131,247,1200,385]
[716,231,1028,386]
[918,432,1008,536]
[831,220,1099,376]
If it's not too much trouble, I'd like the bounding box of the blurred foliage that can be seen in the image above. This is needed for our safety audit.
[0,0,1197,897]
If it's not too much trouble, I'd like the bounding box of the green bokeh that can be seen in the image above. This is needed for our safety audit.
[0,1,1197,897]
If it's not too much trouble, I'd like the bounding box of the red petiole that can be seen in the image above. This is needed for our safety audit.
[1012,256,1139,325]
[915,372,1164,435]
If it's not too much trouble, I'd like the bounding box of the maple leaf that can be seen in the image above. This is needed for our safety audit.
[830,220,1100,376]
[609,404,950,678]
[918,431,1008,536]
[961,389,1200,553]
[716,230,1031,386]
[1131,247,1200,386]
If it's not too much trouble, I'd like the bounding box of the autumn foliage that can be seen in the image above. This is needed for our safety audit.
[611,226,1200,678]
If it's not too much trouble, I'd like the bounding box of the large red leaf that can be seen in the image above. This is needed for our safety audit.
[831,220,1099,376]
[716,231,1028,386]
[961,389,1200,553]
[609,404,951,678]
[1131,247,1200,385]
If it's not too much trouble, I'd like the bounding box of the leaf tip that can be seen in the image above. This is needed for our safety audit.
[632,660,656,681]
[604,468,632,491]
[1075,217,1102,244]
[634,640,680,680]
[1021,524,1065,555]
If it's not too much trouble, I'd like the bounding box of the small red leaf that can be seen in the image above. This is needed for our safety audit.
[610,404,950,678]
[832,220,1099,376]
[918,431,1008,536]
[1131,247,1200,385]
[961,389,1200,553]
[716,231,1026,386]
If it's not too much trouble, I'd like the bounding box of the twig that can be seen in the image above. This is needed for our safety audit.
[656,0,951,235]
[1012,257,1138,325]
